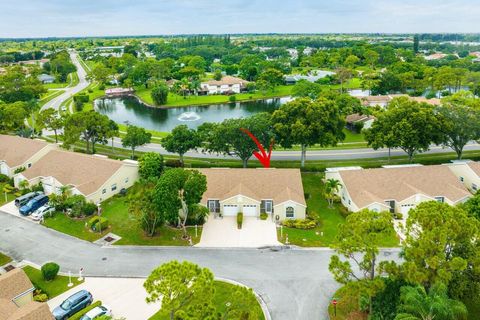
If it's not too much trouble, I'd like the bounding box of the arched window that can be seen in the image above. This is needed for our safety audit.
[286,206,294,218]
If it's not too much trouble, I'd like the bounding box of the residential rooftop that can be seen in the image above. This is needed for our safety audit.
[0,135,50,168]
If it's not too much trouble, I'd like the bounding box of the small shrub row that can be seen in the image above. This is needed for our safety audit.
[69,301,102,320]
[237,212,243,229]
[282,219,317,229]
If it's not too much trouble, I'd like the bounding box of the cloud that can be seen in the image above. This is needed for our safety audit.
[0,0,478,38]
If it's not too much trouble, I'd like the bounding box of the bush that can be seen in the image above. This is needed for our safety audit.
[165,159,183,168]
[69,301,102,320]
[339,206,351,218]
[260,212,268,220]
[186,204,209,225]
[282,219,317,229]
[14,167,26,174]
[0,174,9,183]
[73,93,89,104]
[87,216,100,229]
[41,262,60,281]
[33,293,48,302]
[394,212,403,220]
[83,202,97,216]
[237,212,243,229]
[229,95,236,102]
[92,217,109,232]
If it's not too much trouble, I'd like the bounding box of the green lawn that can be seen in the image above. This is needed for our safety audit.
[278,173,399,247]
[149,280,265,320]
[327,285,366,320]
[23,265,84,299]
[43,195,202,246]
[0,252,12,266]
[0,182,17,206]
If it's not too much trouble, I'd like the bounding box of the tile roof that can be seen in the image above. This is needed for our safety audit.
[0,135,50,168]
[0,269,34,301]
[197,168,306,206]
[339,165,471,209]
[0,299,54,320]
[22,150,124,196]
[202,76,249,86]
[467,162,480,177]
[345,113,375,123]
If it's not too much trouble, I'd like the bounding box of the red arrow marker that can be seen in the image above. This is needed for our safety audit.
[240,128,274,168]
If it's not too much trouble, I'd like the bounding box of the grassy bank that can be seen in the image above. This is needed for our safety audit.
[0,252,12,266]
[23,265,83,299]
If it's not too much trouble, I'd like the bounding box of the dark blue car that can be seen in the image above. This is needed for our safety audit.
[19,194,49,216]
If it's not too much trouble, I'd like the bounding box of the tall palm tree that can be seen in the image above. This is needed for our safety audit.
[324,179,341,208]
[395,283,467,320]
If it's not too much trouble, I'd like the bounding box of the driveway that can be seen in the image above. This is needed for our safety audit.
[0,212,401,320]
[196,216,281,248]
[47,277,160,320]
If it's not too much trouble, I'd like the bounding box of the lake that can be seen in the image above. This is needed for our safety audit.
[94,96,292,132]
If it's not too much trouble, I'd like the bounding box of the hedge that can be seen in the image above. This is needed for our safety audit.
[92,217,109,232]
[87,216,100,229]
[69,301,102,320]
[237,212,243,229]
[282,219,317,229]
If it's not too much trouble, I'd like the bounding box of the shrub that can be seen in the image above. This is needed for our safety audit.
[165,159,183,168]
[69,301,102,320]
[0,174,9,183]
[394,212,403,220]
[73,93,89,103]
[339,206,351,218]
[282,219,317,229]
[83,202,97,216]
[92,217,109,232]
[229,95,236,102]
[260,212,268,220]
[33,293,48,302]
[87,216,101,229]
[41,262,60,281]
[237,212,243,229]
[14,167,26,174]
[187,204,209,225]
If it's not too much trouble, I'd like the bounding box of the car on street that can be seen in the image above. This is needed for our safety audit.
[79,305,112,320]
[31,205,54,221]
[19,194,49,216]
[52,290,93,320]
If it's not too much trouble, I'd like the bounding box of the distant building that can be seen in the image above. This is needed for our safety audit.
[200,76,249,95]
[284,70,335,84]
[357,94,441,108]
[424,53,448,61]
[105,87,134,97]
[345,113,375,130]
[38,74,55,84]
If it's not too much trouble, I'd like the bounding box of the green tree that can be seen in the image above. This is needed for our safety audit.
[152,168,207,238]
[0,101,27,132]
[138,152,164,180]
[129,179,163,236]
[437,93,480,159]
[258,68,284,91]
[324,178,341,208]
[291,79,322,99]
[38,108,65,143]
[24,99,40,134]
[200,113,274,168]
[161,125,201,164]
[121,125,152,159]
[106,120,119,153]
[63,110,111,154]
[335,67,353,93]
[90,63,113,85]
[0,67,45,103]
[329,209,394,314]
[365,97,442,162]
[413,34,420,54]
[144,261,215,320]
[151,83,169,105]
[344,54,360,68]
[272,98,345,167]
[395,283,467,320]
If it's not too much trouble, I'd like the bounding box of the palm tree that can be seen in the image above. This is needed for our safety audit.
[25,99,41,134]
[395,283,467,320]
[180,78,190,99]
[324,179,341,208]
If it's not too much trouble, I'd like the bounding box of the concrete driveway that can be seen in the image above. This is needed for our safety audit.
[0,201,39,224]
[47,277,161,320]
[196,216,281,248]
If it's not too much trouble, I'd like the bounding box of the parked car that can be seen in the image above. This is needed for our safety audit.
[79,305,112,320]
[52,290,93,320]
[31,205,54,221]
[14,191,42,207]
[19,194,49,216]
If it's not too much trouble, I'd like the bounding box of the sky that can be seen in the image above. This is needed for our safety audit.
[0,0,479,38]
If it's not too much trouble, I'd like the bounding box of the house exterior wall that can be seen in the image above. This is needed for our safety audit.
[325,170,360,212]
[86,163,139,204]
[202,83,242,94]
[2,144,56,178]
[13,289,34,307]
[446,163,480,193]
[273,201,306,221]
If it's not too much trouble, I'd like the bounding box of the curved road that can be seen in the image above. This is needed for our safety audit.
[0,213,401,320]
[41,50,89,112]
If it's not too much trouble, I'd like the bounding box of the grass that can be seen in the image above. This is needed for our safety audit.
[39,89,65,107]
[23,265,84,299]
[327,285,367,320]
[43,195,202,246]
[0,252,12,266]
[149,280,265,320]
[278,173,399,247]
[0,182,17,205]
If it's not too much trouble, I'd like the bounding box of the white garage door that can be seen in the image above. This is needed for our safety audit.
[243,205,257,217]
[400,204,415,215]
[223,205,239,216]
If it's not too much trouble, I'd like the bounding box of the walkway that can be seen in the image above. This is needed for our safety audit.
[0,211,401,320]
[196,216,281,248]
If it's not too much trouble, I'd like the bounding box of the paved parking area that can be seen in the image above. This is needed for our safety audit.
[196,216,281,248]
[0,201,39,223]
[47,277,161,320]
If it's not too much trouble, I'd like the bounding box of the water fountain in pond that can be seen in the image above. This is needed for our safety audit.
[177,112,201,122]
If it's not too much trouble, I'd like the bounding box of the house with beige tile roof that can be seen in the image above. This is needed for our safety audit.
[197,168,306,221]
[0,268,53,320]
[200,76,249,95]
[14,149,139,203]
[359,95,441,108]
[445,160,480,193]
[325,164,471,214]
[0,135,57,177]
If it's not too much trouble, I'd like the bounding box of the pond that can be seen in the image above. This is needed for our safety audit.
[94,96,292,132]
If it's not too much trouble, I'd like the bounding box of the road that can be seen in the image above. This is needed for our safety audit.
[41,50,89,111]
[112,137,480,161]
[0,213,400,320]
